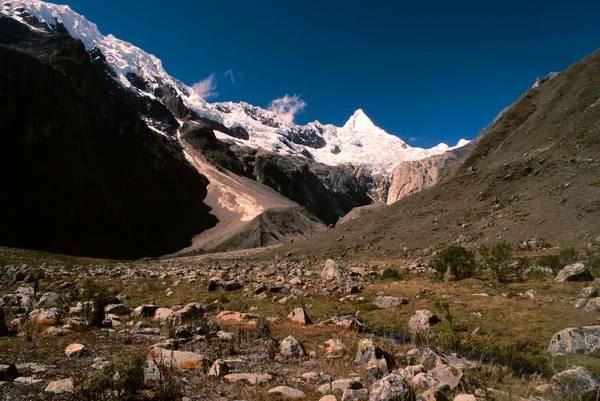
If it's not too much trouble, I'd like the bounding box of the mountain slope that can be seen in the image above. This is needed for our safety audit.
[0,1,468,176]
[261,48,600,259]
[0,15,217,258]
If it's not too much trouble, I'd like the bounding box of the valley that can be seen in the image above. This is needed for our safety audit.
[0,1,600,401]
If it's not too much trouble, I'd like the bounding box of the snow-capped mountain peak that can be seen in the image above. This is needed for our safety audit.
[1,0,470,175]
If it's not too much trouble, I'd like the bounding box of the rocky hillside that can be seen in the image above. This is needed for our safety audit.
[266,48,600,259]
[0,16,216,259]
[0,1,470,217]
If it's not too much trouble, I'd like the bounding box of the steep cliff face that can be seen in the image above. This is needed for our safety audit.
[0,16,216,258]
[386,152,460,204]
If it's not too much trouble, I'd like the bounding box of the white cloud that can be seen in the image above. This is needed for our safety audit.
[192,73,218,99]
[223,69,235,84]
[408,136,420,143]
[267,94,306,124]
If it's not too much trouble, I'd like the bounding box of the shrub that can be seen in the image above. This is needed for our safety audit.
[432,245,477,280]
[81,279,108,328]
[79,353,145,401]
[537,254,561,272]
[380,268,402,281]
[559,246,579,264]
[537,247,581,273]
[479,242,514,282]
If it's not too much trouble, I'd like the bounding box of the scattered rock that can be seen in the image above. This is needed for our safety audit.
[429,364,464,391]
[208,359,229,377]
[45,378,74,394]
[548,326,600,356]
[288,307,312,325]
[65,343,86,358]
[555,263,594,282]
[373,295,408,309]
[148,347,205,370]
[577,287,598,299]
[321,338,347,358]
[280,335,306,357]
[419,390,449,401]
[551,366,600,397]
[322,259,345,281]
[584,298,600,312]
[318,378,363,395]
[342,388,370,401]
[105,304,129,316]
[224,373,272,385]
[408,310,440,335]
[411,372,449,393]
[369,373,411,401]
[268,386,306,399]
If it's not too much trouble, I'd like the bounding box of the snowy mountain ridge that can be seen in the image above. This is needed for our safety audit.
[1,0,469,174]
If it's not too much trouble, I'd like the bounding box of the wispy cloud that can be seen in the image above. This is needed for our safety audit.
[408,136,420,143]
[267,94,306,124]
[223,69,235,84]
[192,73,218,99]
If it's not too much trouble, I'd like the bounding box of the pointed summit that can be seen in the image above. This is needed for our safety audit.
[343,109,378,132]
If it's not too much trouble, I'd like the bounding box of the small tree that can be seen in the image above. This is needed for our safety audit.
[479,242,513,282]
[432,245,477,280]
[82,279,108,328]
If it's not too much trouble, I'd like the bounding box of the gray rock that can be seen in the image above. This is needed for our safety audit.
[318,379,363,395]
[320,338,347,358]
[369,373,411,401]
[268,386,306,399]
[342,388,370,401]
[45,378,74,394]
[429,365,464,391]
[410,372,449,393]
[322,259,344,281]
[373,295,408,309]
[280,335,306,357]
[208,359,229,377]
[555,263,594,282]
[365,357,389,383]
[36,292,67,309]
[578,287,598,299]
[551,366,600,397]
[132,304,159,317]
[105,304,129,316]
[584,298,600,312]
[408,310,440,334]
[287,307,312,325]
[148,347,205,370]
[168,302,203,324]
[224,280,243,291]
[549,326,600,356]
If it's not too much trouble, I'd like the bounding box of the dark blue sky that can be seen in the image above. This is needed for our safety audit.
[63,0,599,147]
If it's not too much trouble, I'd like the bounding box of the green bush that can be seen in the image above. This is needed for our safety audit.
[479,242,514,282]
[559,246,579,264]
[80,353,145,401]
[536,254,561,272]
[537,247,581,273]
[81,279,108,328]
[380,268,402,281]
[432,245,477,280]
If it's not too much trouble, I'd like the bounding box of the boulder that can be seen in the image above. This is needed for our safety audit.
[551,367,600,397]
[419,390,449,401]
[410,372,449,393]
[318,379,363,395]
[224,373,272,385]
[555,263,594,282]
[216,311,259,327]
[105,304,129,316]
[548,326,600,356]
[132,304,159,317]
[453,396,477,401]
[342,388,370,401]
[373,296,408,309]
[584,298,600,312]
[28,307,68,326]
[408,310,441,335]
[280,335,306,357]
[578,287,598,299]
[168,302,203,324]
[65,343,86,358]
[322,259,344,281]
[365,357,389,382]
[321,338,347,358]
[36,292,67,309]
[268,386,306,399]
[208,359,229,377]
[148,347,205,370]
[45,378,74,394]
[429,365,463,391]
[319,315,371,333]
[153,307,174,322]
[288,307,312,325]
[369,373,411,401]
